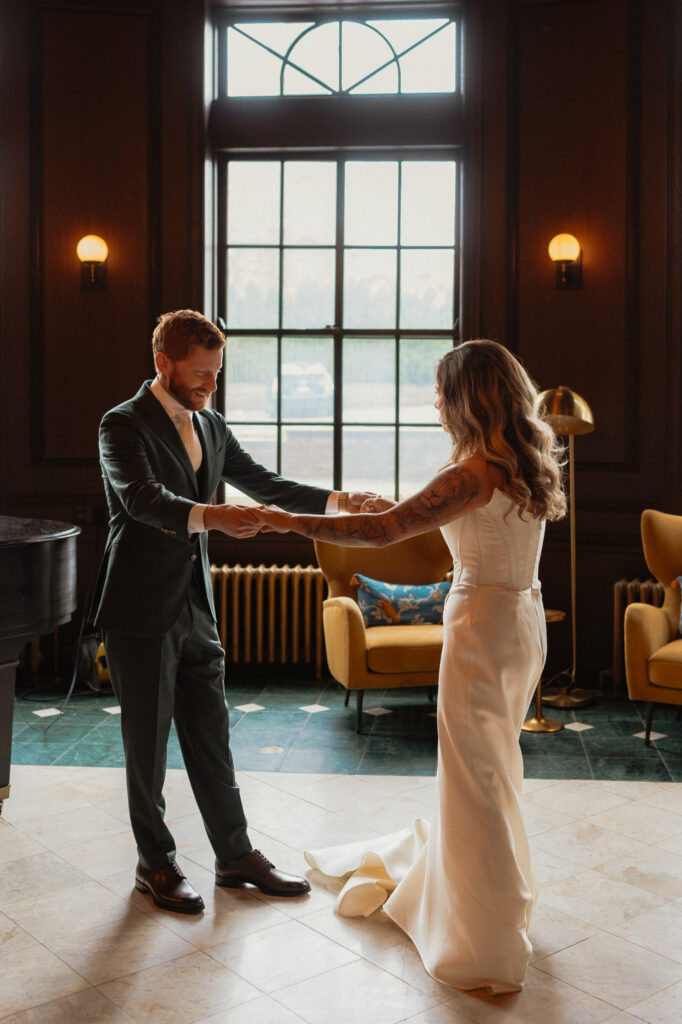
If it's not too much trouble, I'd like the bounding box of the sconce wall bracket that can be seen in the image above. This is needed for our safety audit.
[81,262,107,291]
[556,251,582,290]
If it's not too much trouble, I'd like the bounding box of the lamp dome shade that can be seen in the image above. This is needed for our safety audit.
[537,386,594,435]
[77,235,108,263]
[548,233,581,262]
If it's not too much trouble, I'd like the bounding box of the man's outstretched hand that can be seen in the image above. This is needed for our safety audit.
[204,504,263,538]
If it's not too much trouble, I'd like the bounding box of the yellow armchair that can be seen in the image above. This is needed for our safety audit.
[314,530,453,732]
[624,509,682,744]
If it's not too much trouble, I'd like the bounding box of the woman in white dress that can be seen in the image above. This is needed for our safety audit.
[253,340,566,994]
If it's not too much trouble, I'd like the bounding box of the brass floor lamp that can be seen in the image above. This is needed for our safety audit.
[539,386,596,709]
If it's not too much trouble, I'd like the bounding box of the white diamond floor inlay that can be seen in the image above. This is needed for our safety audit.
[234,703,266,713]
[633,730,667,741]
[299,704,329,714]
[31,707,61,718]
[103,705,121,715]
[564,722,594,732]
[363,706,392,716]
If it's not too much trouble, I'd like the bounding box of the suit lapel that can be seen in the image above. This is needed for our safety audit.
[194,413,214,503]
[136,382,199,497]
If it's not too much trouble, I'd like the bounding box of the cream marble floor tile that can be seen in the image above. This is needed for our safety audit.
[367,939,455,1001]
[0,913,41,960]
[4,879,136,945]
[289,775,389,818]
[608,902,682,964]
[0,851,89,905]
[47,908,197,985]
[534,931,682,1010]
[360,774,437,797]
[275,956,439,1024]
[244,771,340,794]
[522,778,563,794]
[193,994,306,1024]
[533,820,652,869]
[531,847,582,887]
[242,790,335,834]
[0,821,43,865]
[251,865,341,920]
[99,950,259,1024]
[51,829,138,882]
[625,977,682,1024]
[0,943,88,1019]
[527,902,599,961]
[597,780,672,802]
[0,775,93,825]
[402,1004,490,1024]
[297,904,405,957]
[642,784,682,816]
[522,803,578,838]
[132,881,291,950]
[17,803,128,853]
[207,917,357,992]
[538,868,665,929]
[586,801,682,846]
[1,987,136,1023]
[523,780,632,820]
[596,841,682,900]
[446,965,618,1024]
[271,807,383,852]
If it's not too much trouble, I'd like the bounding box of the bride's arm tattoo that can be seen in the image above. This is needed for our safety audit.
[299,467,483,547]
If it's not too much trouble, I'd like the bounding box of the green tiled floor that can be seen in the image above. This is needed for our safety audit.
[11,676,682,780]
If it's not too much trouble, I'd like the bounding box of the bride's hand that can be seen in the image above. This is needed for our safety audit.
[252,505,294,534]
[359,496,397,513]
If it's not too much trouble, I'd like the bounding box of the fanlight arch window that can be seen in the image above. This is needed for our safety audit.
[225,18,458,97]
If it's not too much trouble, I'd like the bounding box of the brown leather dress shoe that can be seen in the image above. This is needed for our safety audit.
[215,849,311,897]
[135,861,204,914]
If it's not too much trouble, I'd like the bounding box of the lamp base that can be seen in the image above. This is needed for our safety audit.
[522,715,564,733]
[541,670,597,709]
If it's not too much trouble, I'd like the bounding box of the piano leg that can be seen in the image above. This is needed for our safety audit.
[0,637,29,814]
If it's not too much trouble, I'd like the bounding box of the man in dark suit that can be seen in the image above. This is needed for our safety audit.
[92,309,371,914]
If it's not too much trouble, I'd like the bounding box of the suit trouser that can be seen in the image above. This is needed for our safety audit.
[103,579,251,869]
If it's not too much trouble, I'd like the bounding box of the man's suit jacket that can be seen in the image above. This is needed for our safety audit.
[91,381,330,637]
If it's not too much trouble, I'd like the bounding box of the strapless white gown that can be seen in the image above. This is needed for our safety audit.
[305,489,547,994]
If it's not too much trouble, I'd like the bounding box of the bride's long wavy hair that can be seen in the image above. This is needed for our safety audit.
[436,340,566,521]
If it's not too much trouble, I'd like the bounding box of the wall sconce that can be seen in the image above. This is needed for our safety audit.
[548,233,582,290]
[77,234,108,290]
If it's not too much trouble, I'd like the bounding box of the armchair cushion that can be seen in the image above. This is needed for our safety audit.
[365,624,444,673]
[353,573,450,627]
[649,639,682,689]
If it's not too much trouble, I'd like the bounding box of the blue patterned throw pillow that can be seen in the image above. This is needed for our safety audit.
[352,573,451,627]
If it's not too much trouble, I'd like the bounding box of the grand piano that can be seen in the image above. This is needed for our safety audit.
[0,515,80,811]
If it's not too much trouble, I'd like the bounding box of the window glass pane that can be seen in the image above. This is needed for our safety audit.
[341,21,394,93]
[399,338,452,424]
[345,162,397,245]
[400,23,456,93]
[344,249,397,328]
[283,162,336,245]
[286,23,339,93]
[224,425,278,499]
[239,22,312,57]
[225,336,278,422]
[227,30,282,96]
[401,162,456,246]
[343,427,395,496]
[282,66,332,96]
[282,249,335,329]
[227,162,280,245]
[282,426,333,488]
[399,427,452,500]
[227,249,279,328]
[343,337,395,423]
[366,18,449,55]
[399,249,454,330]
[281,337,334,421]
[349,64,398,95]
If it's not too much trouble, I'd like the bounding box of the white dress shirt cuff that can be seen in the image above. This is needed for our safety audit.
[188,504,208,534]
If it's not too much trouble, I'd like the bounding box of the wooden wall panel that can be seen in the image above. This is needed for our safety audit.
[514,0,631,468]
[39,7,155,463]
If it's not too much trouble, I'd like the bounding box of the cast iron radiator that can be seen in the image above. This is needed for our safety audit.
[210,564,327,679]
[612,578,664,694]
